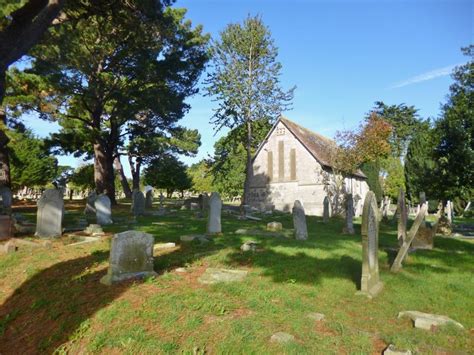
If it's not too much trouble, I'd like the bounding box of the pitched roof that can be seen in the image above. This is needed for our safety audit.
[255,116,366,179]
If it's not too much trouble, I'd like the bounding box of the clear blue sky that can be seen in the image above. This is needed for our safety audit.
[24,0,472,172]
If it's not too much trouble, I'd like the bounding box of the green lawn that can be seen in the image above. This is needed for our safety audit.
[0,200,473,354]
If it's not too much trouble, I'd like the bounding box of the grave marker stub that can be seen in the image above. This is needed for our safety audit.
[359,191,383,298]
[131,190,145,216]
[207,192,222,234]
[344,194,355,234]
[100,230,156,285]
[35,189,64,238]
[293,200,308,240]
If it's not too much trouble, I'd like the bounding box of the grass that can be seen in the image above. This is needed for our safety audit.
[0,199,473,354]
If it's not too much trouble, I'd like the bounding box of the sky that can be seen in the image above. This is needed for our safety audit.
[23,0,473,174]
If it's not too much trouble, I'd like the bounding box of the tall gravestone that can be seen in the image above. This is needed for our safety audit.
[293,200,308,240]
[344,194,355,234]
[131,190,145,216]
[446,200,452,224]
[207,192,222,234]
[100,230,156,285]
[323,196,330,223]
[397,189,408,246]
[95,194,112,225]
[0,186,12,213]
[382,196,390,220]
[145,189,153,209]
[358,191,383,298]
[35,189,64,238]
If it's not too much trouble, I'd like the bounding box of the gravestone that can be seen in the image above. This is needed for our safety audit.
[159,192,164,208]
[446,200,452,224]
[100,230,156,285]
[419,191,426,205]
[358,191,383,298]
[84,191,97,214]
[202,193,209,211]
[95,194,113,225]
[131,190,145,216]
[344,194,355,234]
[397,189,408,246]
[323,196,330,223]
[145,189,153,209]
[382,196,390,220]
[0,186,12,213]
[391,204,428,272]
[207,192,222,234]
[35,189,64,238]
[292,200,308,240]
[0,215,13,240]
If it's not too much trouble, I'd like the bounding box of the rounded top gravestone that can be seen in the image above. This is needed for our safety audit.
[95,194,112,225]
[207,192,222,234]
[35,188,64,238]
[292,200,308,240]
[359,191,383,298]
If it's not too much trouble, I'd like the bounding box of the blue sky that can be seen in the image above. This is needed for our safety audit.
[23,0,472,172]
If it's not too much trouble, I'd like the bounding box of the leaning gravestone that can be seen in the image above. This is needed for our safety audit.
[145,188,153,209]
[323,196,330,223]
[391,203,428,272]
[344,194,355,234]
[293,200,308,240]
[95,194,113,225]
[100,230,156,285]
[358,191,383,298]
[35,189,64,238]
[207,192,222,234]
[131,190,145,216]
[397,189,408,246]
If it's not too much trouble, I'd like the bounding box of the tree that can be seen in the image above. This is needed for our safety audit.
[205,15,294,204]
[0,0,66,188]
[361,161,383,202]
[327,113,392,213]
[432,45,474,202]
[404,127,437,202]
[20,1,207,204]
[143,154,192,197]
[8,127,57,190]
[210,118,272,199]
[187,160,213,193]
[69,164,95,191]
[381,156,405,199]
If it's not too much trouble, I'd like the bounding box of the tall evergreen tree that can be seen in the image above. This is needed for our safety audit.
[205,15,294,204]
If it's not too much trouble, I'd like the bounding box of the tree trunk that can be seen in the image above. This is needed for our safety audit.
[0,70,11,188]
[94,142,116,204]
[127,155,142,191]
[242,119,253,205]
[114,155,132,198]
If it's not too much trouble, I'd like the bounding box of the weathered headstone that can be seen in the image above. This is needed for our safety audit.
[446,200,452,224]
[0,186,12,213]
[344,194,355,234]
[382,195,390,220]
[131,190,145,216]
[391,203,428,272]
[159,192,164,208]
[84,191,97,214]
[202,193,209,211]
[145,189,153,209]
[35,189,64,238]
[358,191,383,298]
[100,230,156,285]
[95,194,112,225]
[412,218,437,250]
[397,189,408,246]
[207,192,222,234]
[292,200,308,240]
[323,196,330,223]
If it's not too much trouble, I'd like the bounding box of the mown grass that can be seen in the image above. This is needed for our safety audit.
[0,200,473,354]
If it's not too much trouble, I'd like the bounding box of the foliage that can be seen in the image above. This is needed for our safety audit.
[360,161,383,203]
[381,156,405,199]
[143,154,192,196]
[432,45,474,202]
[187,160,213,193]
[8,128,57,189]
[205,15,294,203]
[69,164,95,191]
[211,119,272,199]
[404,127,437,202]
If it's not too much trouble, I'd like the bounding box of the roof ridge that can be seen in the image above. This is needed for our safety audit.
[279,116,335,145]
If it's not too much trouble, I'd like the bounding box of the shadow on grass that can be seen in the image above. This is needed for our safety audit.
[0,245,200,354]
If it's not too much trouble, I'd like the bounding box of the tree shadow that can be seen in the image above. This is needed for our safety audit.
[0,245,196,354]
